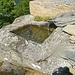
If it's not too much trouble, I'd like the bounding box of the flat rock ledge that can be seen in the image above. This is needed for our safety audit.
[51,10,75,27]
[0,15,75,75]
[62,25,75,44]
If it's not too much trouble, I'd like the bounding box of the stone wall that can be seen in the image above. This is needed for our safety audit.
[30,0,75,17]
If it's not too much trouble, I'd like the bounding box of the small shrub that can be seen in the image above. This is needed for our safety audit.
[34,16,50,21]
[43,16,51,21]
[0,0,30,28]
[34,16,43,21]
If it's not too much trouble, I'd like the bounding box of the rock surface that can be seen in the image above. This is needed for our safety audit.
[62,25,75,44]
[13,15,34,24]
[0,60,25,75]
[70,36,75,41]
[30,0,75,17]
[13,14,48,26]
[0,15,75,75]
[0,59,46,75]
[51,11,75,26]
[69,36,75,44]
[62,25,75,35]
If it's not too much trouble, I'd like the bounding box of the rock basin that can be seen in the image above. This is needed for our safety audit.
[0,15,75,75]
[11,24,55,44]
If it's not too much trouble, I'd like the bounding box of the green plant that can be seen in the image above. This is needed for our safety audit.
[43,16,51,21]
[34,16,50,21]
[34,16,43,21]
[0,0,15,28]
[14,0,30,17]
[0,0,30,28]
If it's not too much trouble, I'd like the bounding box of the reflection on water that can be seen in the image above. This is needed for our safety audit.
[12,25,55,44]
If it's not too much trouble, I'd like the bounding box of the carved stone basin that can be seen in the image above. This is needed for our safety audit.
[11,25,55,44]
[0,15,74,75]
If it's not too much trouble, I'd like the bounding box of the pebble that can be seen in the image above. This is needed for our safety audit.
[69,36,75,41]
[69,36,75,44]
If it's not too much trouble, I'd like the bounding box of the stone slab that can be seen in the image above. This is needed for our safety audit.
[51,11,75,26]
[62,25,75,35]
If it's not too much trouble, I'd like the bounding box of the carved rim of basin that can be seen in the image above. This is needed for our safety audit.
[11,24,57,44]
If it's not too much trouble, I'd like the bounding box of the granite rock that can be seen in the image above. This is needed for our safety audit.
[0,15,75,75]
[62,25,75,35]
[51,11,75,26]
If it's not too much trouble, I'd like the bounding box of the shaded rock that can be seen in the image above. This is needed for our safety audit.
[0,72,13,75]
[62,25,75,35]
[0,60,25,75]
[51,11,75,26]
[52,67,72,75]
[0,60,46,75]
[65,51,75,62]
[69,40,75,44]
[25,68,47,75]
[56,41,75,66]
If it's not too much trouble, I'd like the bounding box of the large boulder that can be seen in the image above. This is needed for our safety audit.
[30,0,75,17]
[0,15,75,75]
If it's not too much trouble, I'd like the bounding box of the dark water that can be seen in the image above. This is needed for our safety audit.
[12,25,55,44]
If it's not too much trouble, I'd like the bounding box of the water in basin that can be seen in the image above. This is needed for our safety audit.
[12,25,55,44]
